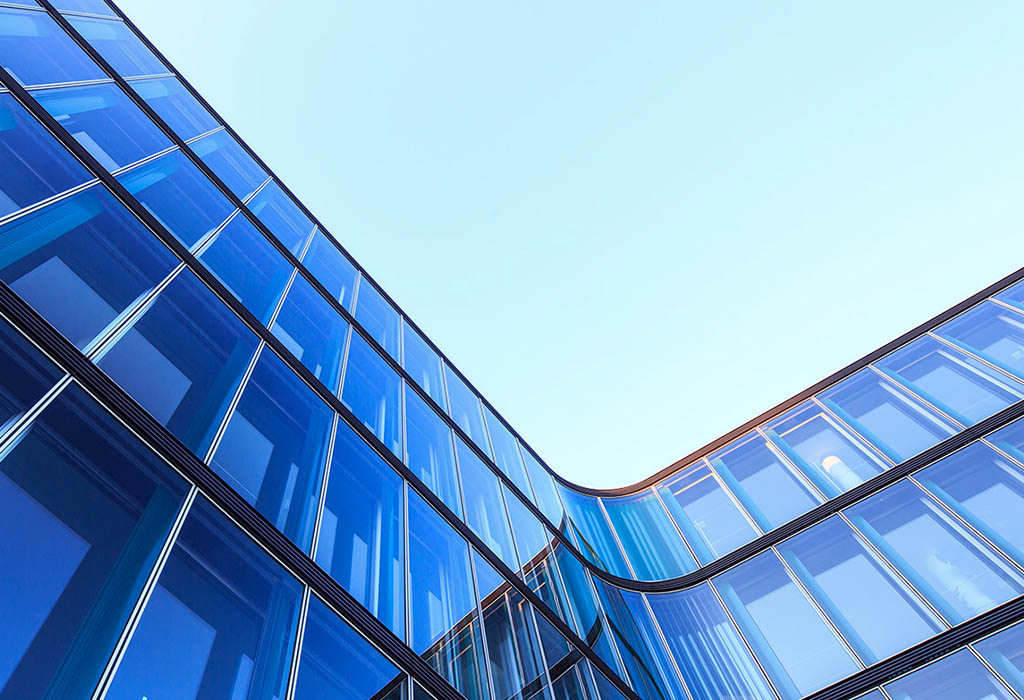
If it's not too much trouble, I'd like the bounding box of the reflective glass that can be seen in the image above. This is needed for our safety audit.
[503,485,552,576]
[65,16,164,78]
[0,384,188,699]
[106,496,302,700]
[340,332,402,456]
[939,301,1024,380]
[190,129,267,201]
[997,279,1024,313]
[551,668,589,700]
[404,385,461,517]
[445,363,491,456]
[603,490,696,580]
[558,487,632,577]
[521,544,576,635]
[991,416,1024,465]
[585,662,629,700]
[129,75,218,141]
[846,479,1024,624]
[54,0,116,16]
[117,148,234,248]
[714,550,861,700]
[710,430,822,532]
[0,93,90,219]
[354,278,400,360]
[976,621,1024,696]
[0,315,62,433]
[35,81,171,172]
[485,406,533,495]
[521,446,565,526]
[301,229,357,309]
[0,184,176,350]
[403,322,446,408]
[270,275,347,393]
[456,435,518,570]
[883,648,1015,700]
[550,541,598,639]
[210,349,332,549]
[316,423,405,638]
[97,268,259,456]
[247,180,313,256]
[0,7,105,87]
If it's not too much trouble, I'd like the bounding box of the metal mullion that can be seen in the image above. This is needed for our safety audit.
[201,340,266,463]
[188,206,242,257]
[0,374,73,456]
[810,395,897,467]
[283,586,312,700]
[927,330,1024,391]
[0,177,102,229]
[120,71,177,82]
[524,601,559,700]
[183,124,226,145]
[968,644,1024,700]
[865,363,968,431]
[595,496,638,580]
[22,76,115,91]
[243,175,274,205]
[981,437,1024,474]
[309,413,340,562]
[754,425,831,503]
[987,296,1024,318]
[702,455,766,537]
[637,592,695,700]
[402,479,411,648]
[267,268,300,329]
[468,543,500,700]
[649,485,702,578]
[52,7,121,20]
[107,142,181,177]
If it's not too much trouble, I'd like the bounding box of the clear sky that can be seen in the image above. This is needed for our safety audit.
[118,0,1024,488]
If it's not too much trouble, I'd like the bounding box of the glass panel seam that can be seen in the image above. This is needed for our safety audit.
[0,178,102,229]
[201,340,266,463]
[650,484,702,568]
[283,586,312,700]
[864,363,968,430]
[810,395,897,467]
[927,329,1024,389]
[638,592,696,700]
[596,496,638,579]
[309,413,340,561]
[755,424,831,502]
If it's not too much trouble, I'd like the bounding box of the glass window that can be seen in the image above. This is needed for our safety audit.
[713,550,861,700]
[247,180,314,256]
[117,148,234,248]
[54,0,115,16]
[0,7,105,87]
[776,516,943,664]
[190,129,267,201]
[549,540,598,639]
[657,460,759,565]
[0,384,188,699]
[603,490,696,580]
[883,648,1016,700]
[521,446,565,527]
[97,268,259,456]
[990,416,1024,465]
[403,322,445,408]
[710,430,822,532]
[270,275,348,393]
[997,279,1024,313]
[0,184,176,351]
[0,315,62,433]
[65,16,164,78]
[129,75,217,142]
[197,212,292,324]
[340,332,402,456]
[456,435,518,570]
[938,301,1024,380]
[301,229,356,309]
[558,487,632,577]
[846,479,1024,624]
[975,621,1024,696]
[764,400,888,498]
[0,93,90,219]
[316,423,405,639]
[551,668,589,700]
[485,406,533,495]
[404,384,461,517]
[503,485,551,575]
[444,363,491,456]
[106,496,302,700]
[354,278,400,360]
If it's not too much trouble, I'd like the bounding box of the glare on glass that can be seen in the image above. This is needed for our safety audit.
[247,180,314,256]
[521,445,565,526]
[558,486,632,577]
[603,490,696,580]
[403,322,446,408]
[65,16,165,78]
[190,129,267,201]
[444,362,491,457]
[129,75,218,142]
[0,7,105,87]
[340,331,402,456]
[354,277,401,360]
[270,274,348,393]
[502,483,552,574]
[485,405,533,495]
[54,0,115,16]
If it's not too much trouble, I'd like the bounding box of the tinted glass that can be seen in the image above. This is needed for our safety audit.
[603,490,696,580]
[883,648,1015,700]
[404,384,461,517]
[0,7,105,87]
[55,0,115,14]
[190,129,267,200]
[65,16,164,78]
[521,446,565,526]
[301,229,357,309]
[503,485,551,575]
[403,322,445,408]
[270,275,347,393]
[975,621,1024,696]
[444,363,491,456]
[549,541,599,639]
[354,278,400,360]
[340,332,402,456]
[456,435,518,570]
[130,75,218,141]
[485,406,532,495]
[939,301,1024,380]
[247,180,314,256]
[0,316,62,433]
[558,487,631,577]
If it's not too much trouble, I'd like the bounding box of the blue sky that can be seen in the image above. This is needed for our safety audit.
[119,1,1024,488]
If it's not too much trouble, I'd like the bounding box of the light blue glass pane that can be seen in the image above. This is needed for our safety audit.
[403,322,445,408]
[271,275,347,393]
[0,384,187,698]
[405,384,461,516]
[444,363,491,456]
[0,185,176,350]
[66,16,164,78]
[521,446,565,526]
[550,540,598,639]
[484,406,533,495]
[855,693,886,700]
[975,621,1024,696]
[646,584,775,700]
[521,546,576,635]
[884,648,1015,700]
[107,496,302,700]
[603,490,695,580]
[558,486,632,577]
[990,416,1024,464]
[354,278,400,360]
[248,180,313,256]
[55,0,114,15]
[316,423,405,639]
[35,82,171,172]
[211,349,332,550]
[777,516,943,665]
[939,302,1024,380]
[503,485,551,573]
[0,315,62,433]
[98,268,259,455]
[0,7,105,87]
[657,461,758,565]
[117,148,234,247]
[586,662,629,700]
[456,435,518,570]
[191,129,267,200]
[341,332,402,456]
[877,335,1024,426]
[129,75,218,141]
[714,550,860,700]
[710,430,822,532]
[997,279,1024,313]
[301,229,356,309]
[846,479,1024,625]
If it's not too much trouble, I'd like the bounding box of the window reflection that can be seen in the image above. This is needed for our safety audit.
[340,333,402,456]
[301,229,357,309]
[247,181,314,256]
[939,301,1024,381]
[129,75,218,142]
[354,278,400,360]
[403,323,446,408]
[485,406,533,496]
[0,7,105,87]
[456,436,518,570]
[190,129,267,201]
[558,487,632,578]
[65,16,165,79]
[603,490,695,580]
[270,275,347,393]
[975,621,1024,697]
[883,648,1015,700]
[445,363,491,457]
[404,385,461,517]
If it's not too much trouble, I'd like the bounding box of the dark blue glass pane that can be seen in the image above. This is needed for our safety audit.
[883,648,1015,700]
[976,621,1024,696]
[35,81,171,172]
[0,93,89,219]
[0,383,188,699]
[551,668,589,700]
[211,349,332,550]
[558,487,632,577]
[340,332,402,456]
[66,16,164,78]
[404,384,461,517]
[107,496,302,700]
[0,7,105,87]
[301,229,356,309]
[0,185,177,350]
[97,268,259,456]
[444,363,491,456]
[117,148,234,248]
[270,275,347,393]
[129,75,217,142]
[603,490,695,581]
[354,278,400,359]
[247,181,314,256]
[456,435,518,570]
[938,302,1024,381]
[0,315,61,432]
[403,324,445,407]
[191,129,267,200]
[484,406,532,495]
[315,424,405,638]
[198,213,292,324]
[54,0,114,15]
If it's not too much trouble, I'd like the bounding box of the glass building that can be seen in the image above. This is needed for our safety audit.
[2,3,1024,700]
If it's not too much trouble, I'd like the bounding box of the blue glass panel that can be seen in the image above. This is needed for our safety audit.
[551,668,590,700]
[550,540,598,638]
[117,148,233,248]
[354,278,400,360]
[485,406,533,495]
[603,490,695,580]
[404,384,461,517]
[403,322,445,408]
[503,484,551,575]
[294,595,404,700]
[710,430,822,532]
[883,648,1015,700]
[846,479,1024,624]
[456,435,518,569]
[585,662,629,700]
[129,75,218,142]
[975,621,1024,696]
[521,446,565,527]
[270,275,347,392]
[997,279,1024,313]
[519,541,576,635]
[714,550,861,700]
[107,496,302,700]
[938,301,1024,380]
[444,363,491,456]
[65,16,164,78]
[316,423,405,638]
[0,93,89,219]
[0,384,188,699]
[211,349,332,549]
[35,82,170,172]
[0,7,104,87]
[247,180,314,256]
[341,332,402,456]
[191,129,267,201]
[198,213,292,323]
[0,185,176,351]
[301,229,356,309]
[97,268,259,455]
[990,416,1024,464]
[557,486,632,577]
[0,315,61,433]
[54,0,114,15]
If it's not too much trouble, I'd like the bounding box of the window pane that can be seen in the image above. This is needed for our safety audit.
[603,490,695,580]
[444,363,490,456]
[846,479,1024,624]
[0,384,188,699]
[315,423,405,639]
[97,268,259,456]
[54,0,115,16]
[190,129,267,200]
[520,447,564,525]
[301,229,356,309]
[456,435,518,570]
[883,648,1015,700]
[996,279,1024,313]
[270,275,347,393]
[403,323,445,408]
[404,384,461,517]
[990,415,1024,464]
[117,148,234,248]
[106,496,302,700]
[247,180,313,256]
[0,315,62,432]
[0,184,176,351]
[129,75,217,141]
[340,332,402,456]
[975,621,1024,696]
[558,486,632,577]
[65,16,164,78]
[549,540,598,639]
[485,406,532,495]
[938,301,1024,380]
[503,485,550,575]
[714,550,860,700]
[0,7,104,87]
[354,278,400,360]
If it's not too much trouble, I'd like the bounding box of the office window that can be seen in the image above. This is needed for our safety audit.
[354,278,400,360]
[938,301,1024,381]
[301,229,357,309]
[129,75,218,141]
[0,6,105,87]
[485,406,533,495]
[340,332,402,456]
[521,446,565,526]
[558,487,632,578]
[55,0,116,16]
[503,484,551,574]
[883,648,1015,700]
[550,541,599,639]
[247,180,314,256]
[190,129,267,201]
[603,490,696,581]
[975,621,1024,696]
[404,385,461,517]
[444,363,491,456]
[0,316,63,433]
[270,275,347,392]
[65,16,165,78]
[403,323,446,408]
[456,435,518,570]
